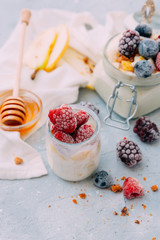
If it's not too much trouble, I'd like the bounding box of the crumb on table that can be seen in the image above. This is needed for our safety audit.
[120,206,129,216]
[151,185,158,192]
[113,211,118,215]
[134,220,140,224]
[14,157,23,165]
[111,184,123,192]
[121,176,126,180]
[142,204,147,210]
[79,193,86,199]
[72,199,77,204]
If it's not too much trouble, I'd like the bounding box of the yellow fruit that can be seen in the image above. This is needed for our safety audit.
[121,60,134,72]
[44,25,69,72]
[24,28,57,70]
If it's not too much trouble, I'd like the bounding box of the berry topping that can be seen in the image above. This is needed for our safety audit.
[135,24,152,38]
[54,131,75,144]
[134,60,153,78]
[138,39,159,59]
[93,170,113,189]
[74,111,89,127]
[133,116,160,143]
[79,101,100,115]
[123,177,144,200]
[156,52,160,71]
[75,124,94,143]
[117,139,142,167]
[48,104,77,133]
[118,30,140,58]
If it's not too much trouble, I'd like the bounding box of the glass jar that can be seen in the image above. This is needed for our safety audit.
[46,104,101,181]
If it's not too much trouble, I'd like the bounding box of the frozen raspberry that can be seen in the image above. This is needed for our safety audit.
[156,52,160,71]
[117,139,142,167]
[74,111,89,127]
[48,104,77,133]
[118,30,140,58]
[123,177,144,200]
[54,131,75,144]
[133,116,160,143]
[75,124,94,143]
[79,101,100,115]
[51,124,59,134]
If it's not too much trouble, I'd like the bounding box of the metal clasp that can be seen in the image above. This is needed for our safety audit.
[104,81,138,131]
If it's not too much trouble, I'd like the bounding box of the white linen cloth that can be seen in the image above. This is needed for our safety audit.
[0,9,126,179]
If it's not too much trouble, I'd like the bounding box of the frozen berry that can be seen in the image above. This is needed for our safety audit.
[133,116,160,143]
[117,139,142,167]
[138,39,159,59]
[75,124,94,143]
[118,30,140,58]
[54,131,75,144]
[134,60,153,78]
[93,170,113,189]
[135,24,152,38]
[74,111,89,127]
[79,101,99,115]
[48,104,77,133]
[123,177,144,199]
[156,52,160,71]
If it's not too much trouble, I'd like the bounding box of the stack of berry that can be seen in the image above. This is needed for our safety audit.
[48,104,95,144]
[118,24,160,78]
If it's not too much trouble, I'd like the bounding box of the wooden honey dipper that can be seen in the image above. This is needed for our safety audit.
[0,9,31,126]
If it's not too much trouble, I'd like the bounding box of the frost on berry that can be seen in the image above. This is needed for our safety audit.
[54,131,75,144]
[123,177,144,200]
[74,111,89,127]
[75,124,94,143]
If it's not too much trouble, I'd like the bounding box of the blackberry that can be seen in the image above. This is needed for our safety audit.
[79,101,99,115]
[118,30,140,58]
[133,116,160,143]
[93,170,113,189]
[117,139,142,167]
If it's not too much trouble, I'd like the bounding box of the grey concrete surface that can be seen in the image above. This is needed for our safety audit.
[0,1,160,240]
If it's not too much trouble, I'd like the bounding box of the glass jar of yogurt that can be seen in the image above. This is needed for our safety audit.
[46,104,101,181]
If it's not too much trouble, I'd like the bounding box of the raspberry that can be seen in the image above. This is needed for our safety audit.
[74,111,89,127]
[79,101,100,115]
[156,52,160,71]
[133,116,160,143]
[48,104,77,133]
[118,30,140,58]
[123,177,144,200]
[54,131,75,144]
[75,124,94,143]
[117,139,142,167]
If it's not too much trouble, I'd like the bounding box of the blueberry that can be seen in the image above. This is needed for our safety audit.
[93,170,113,189]
[138,39,159,59]
[134,60,153,78]
[135,24,152,38]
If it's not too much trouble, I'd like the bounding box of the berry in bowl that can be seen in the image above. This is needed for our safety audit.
[103,24,160,86]
[46,104,101,181]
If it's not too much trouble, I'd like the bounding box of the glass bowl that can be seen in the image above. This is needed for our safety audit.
[103,33,160,87]
[46,104,101,181]
[0,89,42,133]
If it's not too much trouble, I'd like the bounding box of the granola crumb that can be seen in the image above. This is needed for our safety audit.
[142,204,147,210]
[152,238,156,240]
[150,213,153,216]
[48,205,51,208]
[130,204,133,210]
[121,176,126,180]
[58,196,61,199]
[151,185,158,192]
[113,211,118,215]
[83,57,89,64]
[120,206,129,216]
[99,195,103,197]
[86,200,88,203]
[14,157,23,165]
[111,184,123,192]
[143,177,146,181]
[79,193,86,199]
[134,220,140,224]
[147,190,150,193]
[72,199,77,204]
